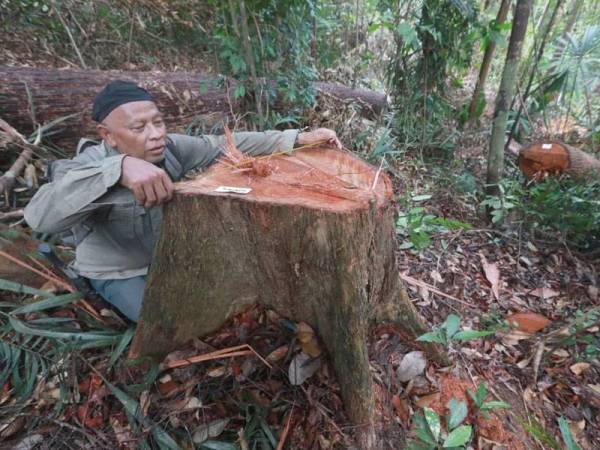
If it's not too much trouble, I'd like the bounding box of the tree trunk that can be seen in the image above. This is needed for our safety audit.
[467,0,512,123]
[551,0,583,61]
[505,0,562,149]
[130,146,445,449]
[238,0,264,122]
[0,66,388,152]
[486,0,532,197]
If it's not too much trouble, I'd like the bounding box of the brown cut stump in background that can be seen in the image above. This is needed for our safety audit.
[130,146,445,449]
[518,141,600,180]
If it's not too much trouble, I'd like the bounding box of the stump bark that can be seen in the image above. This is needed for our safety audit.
[130,147,443,449]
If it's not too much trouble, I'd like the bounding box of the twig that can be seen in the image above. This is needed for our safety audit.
[51,1,87,69]
[162,343,272,370]
[0,119,40,195]
[400,273,477,308]
[0,209,24,222]
[0,249,72,292]
[370,156,385,191]
[531,341,545,386]
[0,249,103,322]
[275,404,294,450]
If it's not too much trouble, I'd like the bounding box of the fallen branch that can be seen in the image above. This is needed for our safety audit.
[162,343,272,370]
[0,248,103,322]
[276,404,294,450]
[0,209,24,222]
[400,273,477,308]
[0,118,39,195]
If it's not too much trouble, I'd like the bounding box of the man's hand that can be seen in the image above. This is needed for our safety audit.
[120,156,174,208]
[296,128,342,150]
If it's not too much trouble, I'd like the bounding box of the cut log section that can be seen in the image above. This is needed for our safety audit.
[130,144,444,449]
[0,65,387,151]
[518,141,600,180]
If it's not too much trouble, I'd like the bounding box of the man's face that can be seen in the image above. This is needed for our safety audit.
[98,101,167,163]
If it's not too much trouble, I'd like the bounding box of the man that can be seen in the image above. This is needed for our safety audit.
[24,80,341,322]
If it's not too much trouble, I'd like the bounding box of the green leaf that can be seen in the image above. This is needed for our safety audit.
[108,327,135,368]
[558,417,581,450]
[416,330,446,344]
[8,316,120,345]
[414,413,437,445]
[233,84,246,99]
[424,407,441,442]
[396,22,419,47]
[200,442,237,450]
[467,382,487,407]
[104,378,182,450]
[447,399,468,430]
[0,278,53,297]
[481,401,511,411]
[443,425,472,447]
[452,330,494,341]
[442,315,461,338]
[10,292,83,315]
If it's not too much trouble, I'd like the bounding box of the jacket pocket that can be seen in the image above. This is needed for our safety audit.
[106,204,138,243]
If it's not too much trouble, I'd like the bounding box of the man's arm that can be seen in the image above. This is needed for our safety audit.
[24,154,127,234]
[25,152,175,233]
[169,128,341,173]
[168,130,298,173]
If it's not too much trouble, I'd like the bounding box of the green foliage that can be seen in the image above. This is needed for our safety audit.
[557,308,600,361]
[467,382,511,419]
[408,404,472,449]
[208,0,317,126]
[483,177,600,250]
[379,0,479,94]
[525,177,600,249]
[522,417,562,450]
[558,416,582,450]
[416,314,494,346]
[0,0,211,69]
[396,195,472,251]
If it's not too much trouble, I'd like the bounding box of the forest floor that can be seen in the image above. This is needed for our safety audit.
[0,66,599,450]
[1,124,598,450]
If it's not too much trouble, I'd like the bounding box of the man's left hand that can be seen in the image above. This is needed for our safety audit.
[296,128,342,150]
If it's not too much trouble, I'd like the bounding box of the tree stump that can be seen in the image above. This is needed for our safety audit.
[130,145,444,449]
[518,141,600,180]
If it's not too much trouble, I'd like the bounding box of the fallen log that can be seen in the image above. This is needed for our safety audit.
[0,65,387,152]
[129,143,445,449]
[518,141,600,180]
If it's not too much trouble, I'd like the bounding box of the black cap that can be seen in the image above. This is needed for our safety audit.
[91,80,155,122]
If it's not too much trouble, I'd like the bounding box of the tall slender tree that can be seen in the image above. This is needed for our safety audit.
[486,0,532,197]
[505,0,563,149]
[467,0,512,123]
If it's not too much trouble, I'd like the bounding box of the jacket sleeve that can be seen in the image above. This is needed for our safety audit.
[24,153,126,234]
[168,129,299,173]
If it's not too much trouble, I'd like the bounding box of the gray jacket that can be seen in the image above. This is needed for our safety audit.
[24,130,298,279]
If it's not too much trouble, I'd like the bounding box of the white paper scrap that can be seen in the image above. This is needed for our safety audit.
[542,143,552,149]
[214,186,252,194]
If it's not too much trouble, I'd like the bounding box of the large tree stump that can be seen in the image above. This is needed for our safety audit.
[130,146,443,449]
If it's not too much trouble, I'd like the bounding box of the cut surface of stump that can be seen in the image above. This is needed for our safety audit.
[518,141,600,179]
[131,143,441,449]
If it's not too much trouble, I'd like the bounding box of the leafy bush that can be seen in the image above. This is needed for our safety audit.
[397,195,472,251]
[482,177,600,250]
